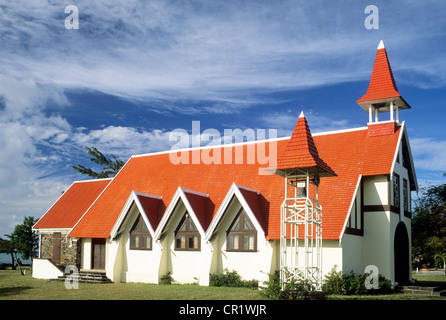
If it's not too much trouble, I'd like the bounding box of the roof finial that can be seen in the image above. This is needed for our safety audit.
[377,40,385,50]
[299,111,305,118]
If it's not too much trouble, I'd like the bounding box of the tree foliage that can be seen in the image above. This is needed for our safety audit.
[2,216,39,274]
[72,146,125,179]
[412,173,446,271]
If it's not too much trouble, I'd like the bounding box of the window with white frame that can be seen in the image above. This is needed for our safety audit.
[226,209,257,252]
[175,213,200,251]
[130,215,152,250]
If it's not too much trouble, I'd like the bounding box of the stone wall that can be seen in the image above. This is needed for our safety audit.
[40,232,80,267]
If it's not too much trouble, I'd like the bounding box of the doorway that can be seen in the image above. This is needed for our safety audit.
[52,232,61,265]
[92,238,106,270]
[394,222,410,284]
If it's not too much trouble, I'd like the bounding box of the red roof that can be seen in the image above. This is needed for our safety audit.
[136,193,164,232]
[275,112,336,177]
[68,123,402,240]
[182,189,212,232]
[357,41,401,104]
[33,179,111,229]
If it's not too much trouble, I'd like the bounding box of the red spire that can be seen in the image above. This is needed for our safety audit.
[357,41,411,111]
[275,112,336,177]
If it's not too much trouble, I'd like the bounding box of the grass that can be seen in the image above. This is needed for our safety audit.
[0,269,265,300]
[326,273,446,300]
[1,268,445,300]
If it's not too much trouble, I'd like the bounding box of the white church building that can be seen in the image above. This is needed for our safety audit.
[33,41,417,288]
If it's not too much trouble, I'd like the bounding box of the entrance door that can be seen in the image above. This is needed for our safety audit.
[394,222,410,284]
[92,238,106,270]
[52,232,61,265]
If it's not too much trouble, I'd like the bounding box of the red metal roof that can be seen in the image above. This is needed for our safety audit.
[33,179,111,229]
[67,123,402,240]
[275,112,336,177]
[136,193,164,232]
[357,42,401,104]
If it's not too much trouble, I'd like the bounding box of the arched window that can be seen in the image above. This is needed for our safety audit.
[130,215,152,250]
[175,213,200,251]
[226,209,257,252]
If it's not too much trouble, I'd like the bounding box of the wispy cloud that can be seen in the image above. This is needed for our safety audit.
[410,137,446,172]
[1,1,444,109]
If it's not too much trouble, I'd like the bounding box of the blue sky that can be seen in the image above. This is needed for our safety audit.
[0,0,445,238]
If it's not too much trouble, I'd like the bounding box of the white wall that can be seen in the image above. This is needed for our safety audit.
[105,204,161,283]
[32,258,63,279]
[209,199,272,285]
[81,238,92,270]
[158,202,212,285]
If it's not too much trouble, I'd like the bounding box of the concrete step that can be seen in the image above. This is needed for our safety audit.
[401,285,446,296]
[53,270,113,284]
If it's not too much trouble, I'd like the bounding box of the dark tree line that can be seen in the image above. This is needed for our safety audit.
[0,216,39,274]
[412,173,446,272]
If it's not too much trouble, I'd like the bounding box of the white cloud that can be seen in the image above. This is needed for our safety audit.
[0,1,444,112]
[72,125,175,157]
[258,110,352,137]
[410,137,446,172]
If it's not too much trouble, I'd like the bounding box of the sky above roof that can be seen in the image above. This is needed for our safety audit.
[0,0,445,238]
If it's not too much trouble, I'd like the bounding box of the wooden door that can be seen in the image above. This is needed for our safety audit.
[52,232,61,264]
[92,238,106,270]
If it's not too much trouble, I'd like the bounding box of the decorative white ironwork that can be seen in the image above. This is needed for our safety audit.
[280,174,323,290]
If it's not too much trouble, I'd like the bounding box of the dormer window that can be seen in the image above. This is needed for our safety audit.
[175,213,200,251]
[226,209,257,252]
[130,215,152,250]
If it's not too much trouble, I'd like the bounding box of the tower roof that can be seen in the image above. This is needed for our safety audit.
[357,40,411,112]
[273,112,336,178]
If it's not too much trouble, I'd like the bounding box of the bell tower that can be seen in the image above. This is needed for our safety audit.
[272,111,336,290]
[357,40,411,125]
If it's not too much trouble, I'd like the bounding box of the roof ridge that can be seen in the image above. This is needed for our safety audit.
[133,191,163,199]
[180,187,209,198]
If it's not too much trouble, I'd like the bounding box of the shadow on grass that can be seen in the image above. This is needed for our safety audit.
[0,286,33,297]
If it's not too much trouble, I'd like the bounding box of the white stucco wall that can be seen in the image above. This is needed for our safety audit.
[81,238,92,270]
[209,199,272,285]
[158,202,212,285]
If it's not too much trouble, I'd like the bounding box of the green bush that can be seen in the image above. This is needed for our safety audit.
[321,265,344,294]
[261,271,321,300]
[209,269,258,289]
[160,271,174,284]
[260,271,282,300]
[322,265,393,295]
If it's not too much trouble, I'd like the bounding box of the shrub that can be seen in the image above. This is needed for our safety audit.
[160,271,174,284]
[261,271,321,300]
[281,277,314,300]
[209,269,258,289]
[260,271,281,300]
[322,265,344,294]
[342,271,367,295]
[322,265,393,295]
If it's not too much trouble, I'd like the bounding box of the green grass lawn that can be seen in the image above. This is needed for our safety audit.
[0,269,265,300]
[1,269,445,300]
